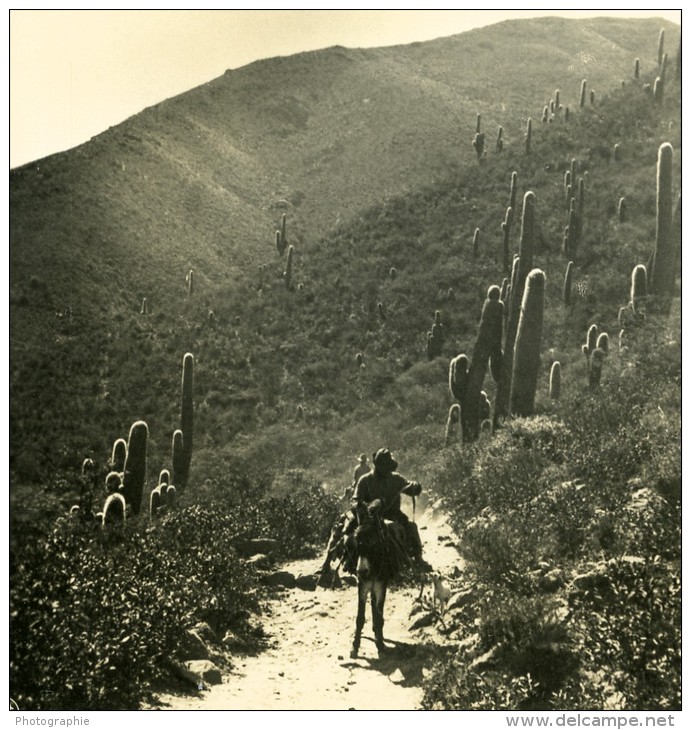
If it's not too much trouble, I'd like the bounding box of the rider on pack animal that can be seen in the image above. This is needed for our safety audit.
[317,448,432,575]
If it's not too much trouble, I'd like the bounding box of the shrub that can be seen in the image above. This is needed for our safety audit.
[568,558,681,710]
[10,505,257,710]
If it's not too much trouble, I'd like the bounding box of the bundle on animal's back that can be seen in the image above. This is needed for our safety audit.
[353,519,408,580]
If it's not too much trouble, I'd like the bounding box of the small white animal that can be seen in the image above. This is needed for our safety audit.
[431,572,451,614]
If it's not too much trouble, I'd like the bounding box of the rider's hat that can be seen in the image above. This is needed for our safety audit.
[373,448,398,472]
[357,453,367,462]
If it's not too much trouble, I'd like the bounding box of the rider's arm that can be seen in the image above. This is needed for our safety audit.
[401,479,422,497]
[351,475,370,514]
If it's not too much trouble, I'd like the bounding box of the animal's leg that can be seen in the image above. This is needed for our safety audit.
[416,573,427,603]
[372,579,388,653]
[351,579,368,658]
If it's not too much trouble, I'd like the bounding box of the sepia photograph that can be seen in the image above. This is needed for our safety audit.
[8,6,682,719]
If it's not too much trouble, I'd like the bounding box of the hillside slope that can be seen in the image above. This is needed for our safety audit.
[9,17,680,492]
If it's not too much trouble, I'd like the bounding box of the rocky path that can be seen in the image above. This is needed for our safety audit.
[155,505,463,710]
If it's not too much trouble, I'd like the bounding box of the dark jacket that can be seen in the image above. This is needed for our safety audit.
[352,471,421,521]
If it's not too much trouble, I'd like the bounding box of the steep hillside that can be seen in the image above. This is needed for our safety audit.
[9,17,680,495]
[9,17,681,711]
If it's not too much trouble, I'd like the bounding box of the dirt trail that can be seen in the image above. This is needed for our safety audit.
[156,504,462,710]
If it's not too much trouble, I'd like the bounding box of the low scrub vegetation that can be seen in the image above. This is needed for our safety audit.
[10,476,340,709]
[423,317,680,710]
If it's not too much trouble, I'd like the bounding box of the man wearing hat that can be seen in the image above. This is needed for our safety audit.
[342,454,370,501]
[351,448,432,572]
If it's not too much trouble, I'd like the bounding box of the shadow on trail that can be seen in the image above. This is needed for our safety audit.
[345,638,456,688]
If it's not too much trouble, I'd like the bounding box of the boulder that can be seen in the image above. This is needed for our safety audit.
[245,553,272,570]
[179,628,210,661]
[446,588,474,612]
[316,570,342,589]
[295,573,318,591]
[540,569,566,593]
[193,622,218,645]
[262,570,296,589]
[222,629,250,654]
[235,538,279,558]
[185,660,223,686]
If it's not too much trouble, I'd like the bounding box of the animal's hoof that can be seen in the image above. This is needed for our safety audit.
[349,647,359,659]
[376,642,388,655]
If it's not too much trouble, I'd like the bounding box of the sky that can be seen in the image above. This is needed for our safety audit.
[8,8,682,169]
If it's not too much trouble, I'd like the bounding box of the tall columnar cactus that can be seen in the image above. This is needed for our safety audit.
[149,487,162,520]
[554,89,561,111]
[280,214,287,252]
[653,77,663,103]
[444,404,462,447]
[630,264,648,315]
[589,348,606,390]
[564,106,570,122]
[389,267,397,280]
[510,269,545,417]
[580,79,587,108]
[180,352,194,489]
[570,159,577,188]
[448,354,469,402]
[525,118,532,155]
[158,469,170,487]
[590,89,595,106]
[634,58,640,79]
[172,429,184,487]
[496,126,503,152]
[426,311,444,359]
[565,184,572,208]
[564,170,571,193]
[658,28,665,67]
[563,261,574,307]
[102,492,127,528]
[479,391,491,423]
[650,143,675,297]
[472,228,480,258]
[275,230,284,256]
[618,197,626,223]
[582,324,599,364]
[673,192,681,272]
[660,53,669,84]
[460,285,504,441]
[501,207,512,274]
[284,245,294,290]
[565,199,579,260]
[111,438,127,472]
[140,297,148,315]
[473,132,486,160]
[476,113,482,134]
[122,420,148,515]
[105,471,122,494]
[495,192,535,423]
[187,269,194,298]
[499,277,509,305]
[549,361,561,400]
[509,171,518,219]
[542,106,549,124]
[613,143,621,162]
[596,332,610,353]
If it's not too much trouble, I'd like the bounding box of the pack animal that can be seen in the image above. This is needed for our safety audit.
[350,512,408,659]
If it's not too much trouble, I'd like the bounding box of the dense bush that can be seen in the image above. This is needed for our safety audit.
[10,505,257,710]
[424,318,680,708]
